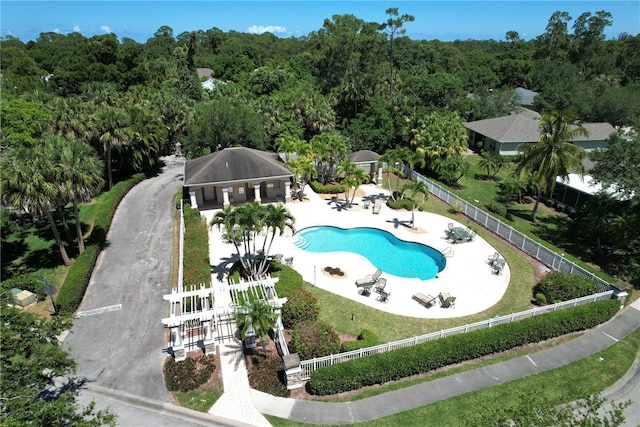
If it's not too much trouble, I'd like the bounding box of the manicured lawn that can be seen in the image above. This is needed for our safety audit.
[416,156,616,282]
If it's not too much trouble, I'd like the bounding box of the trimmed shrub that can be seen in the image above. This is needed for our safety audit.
[309,180,344,194]
[386,198,414,211]
[534,292,547,305]
[486,201,508,217]
[272,265,304,298]
[56,245,100,315]
[247,353,290,397]
[289,320,341,360]
[182,207,211,285]
[309,300,619,395]
[340,329,379,352]
[534,271,603,303]
[280,288,320,329]
[163,354,216,393]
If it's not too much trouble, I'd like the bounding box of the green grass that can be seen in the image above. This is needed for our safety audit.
[265,326,640,426]
[174,384,223,412]
[445,155,617,283]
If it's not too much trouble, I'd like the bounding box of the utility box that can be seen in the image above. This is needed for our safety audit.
[11,288,37,307]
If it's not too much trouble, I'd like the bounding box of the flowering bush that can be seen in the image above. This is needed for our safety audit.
[289,320,340,360]
[280,288,319,329]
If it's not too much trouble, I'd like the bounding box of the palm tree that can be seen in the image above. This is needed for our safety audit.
[91,105,129,189]
[336,159,370,208]
[210,203,296,279]
[57,139,105,253]
[515,110,587,221]
[477,150,507,179]
[401,179,429,229]
[234,298,277,351]
[1,146,71,266]
[256,204,295,274]
[378,147,410,200]
[286,157,317,198]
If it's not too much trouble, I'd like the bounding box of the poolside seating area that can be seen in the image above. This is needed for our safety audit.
[376,290,390,303]
[355,269,384,297]
[372,198,381,214]
[445,224,476,243]
[439,292,456,308]
[202,182,510,319]
[413,292,437,308]
[490,257,506,275]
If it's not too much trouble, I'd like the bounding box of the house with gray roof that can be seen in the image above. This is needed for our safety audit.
[184,147,294,208]
[347,150,382,183]
[466,108,616,156]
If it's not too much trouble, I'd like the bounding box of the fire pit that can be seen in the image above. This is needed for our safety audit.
[323,266,345,277]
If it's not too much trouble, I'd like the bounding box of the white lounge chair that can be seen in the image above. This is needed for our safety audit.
[355,269,382,287]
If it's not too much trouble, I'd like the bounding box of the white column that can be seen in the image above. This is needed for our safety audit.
[253,183,261,203]
[189,189,198,208]
[222,187,230,207]
[377,164,383,186]
[284,181,292,201]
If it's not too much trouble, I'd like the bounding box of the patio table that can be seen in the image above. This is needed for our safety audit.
[449,227,471,243]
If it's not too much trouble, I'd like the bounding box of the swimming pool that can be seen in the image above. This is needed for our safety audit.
[293,226,446,280]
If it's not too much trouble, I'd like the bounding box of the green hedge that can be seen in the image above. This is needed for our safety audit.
[534,271,603,304]
[56,245,100,315]
[309,299,619,395]
[309,180,344,194]
[387,198,416,211]
[182,206,211,286]
[272,265,304,297]
[340,329,379,352]
[60,173,145,315]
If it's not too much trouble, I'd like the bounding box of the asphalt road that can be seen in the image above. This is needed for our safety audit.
[63,156,185,402]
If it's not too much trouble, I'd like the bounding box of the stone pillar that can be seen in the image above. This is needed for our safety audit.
[284,181,292,201]
[377,164,383,186]
[189,189,198,208]
[222,187,231,207]
[283,353,303,390]
[253,183,261,203]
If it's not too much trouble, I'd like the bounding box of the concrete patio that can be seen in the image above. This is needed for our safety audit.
[201,183,509,319]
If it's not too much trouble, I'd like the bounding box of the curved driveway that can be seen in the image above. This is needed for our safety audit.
[63,156,184,402]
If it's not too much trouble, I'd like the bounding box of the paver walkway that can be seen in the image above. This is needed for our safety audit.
[208,341,271,427]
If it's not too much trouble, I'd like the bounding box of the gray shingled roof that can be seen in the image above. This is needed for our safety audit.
[466,109,616,143]
[347,150,380,163]
[184,147,293,186]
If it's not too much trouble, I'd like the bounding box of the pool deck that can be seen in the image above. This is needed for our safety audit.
[201,184,510,319]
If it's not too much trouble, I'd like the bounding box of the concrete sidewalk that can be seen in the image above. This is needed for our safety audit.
[251,301,640,425]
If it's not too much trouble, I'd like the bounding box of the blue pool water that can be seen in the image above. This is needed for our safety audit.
[293,226,446,280]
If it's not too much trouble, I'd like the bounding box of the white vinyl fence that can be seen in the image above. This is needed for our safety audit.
[406,168,611,291]
[299,291,613,379]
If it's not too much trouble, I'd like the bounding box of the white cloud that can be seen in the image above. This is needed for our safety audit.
[52,28,61,34]
[247,25,287,35]
[100,25,112,33]
[73,25,82,33]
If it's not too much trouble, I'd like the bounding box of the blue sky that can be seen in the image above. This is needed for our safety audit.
[2,1,638,43]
